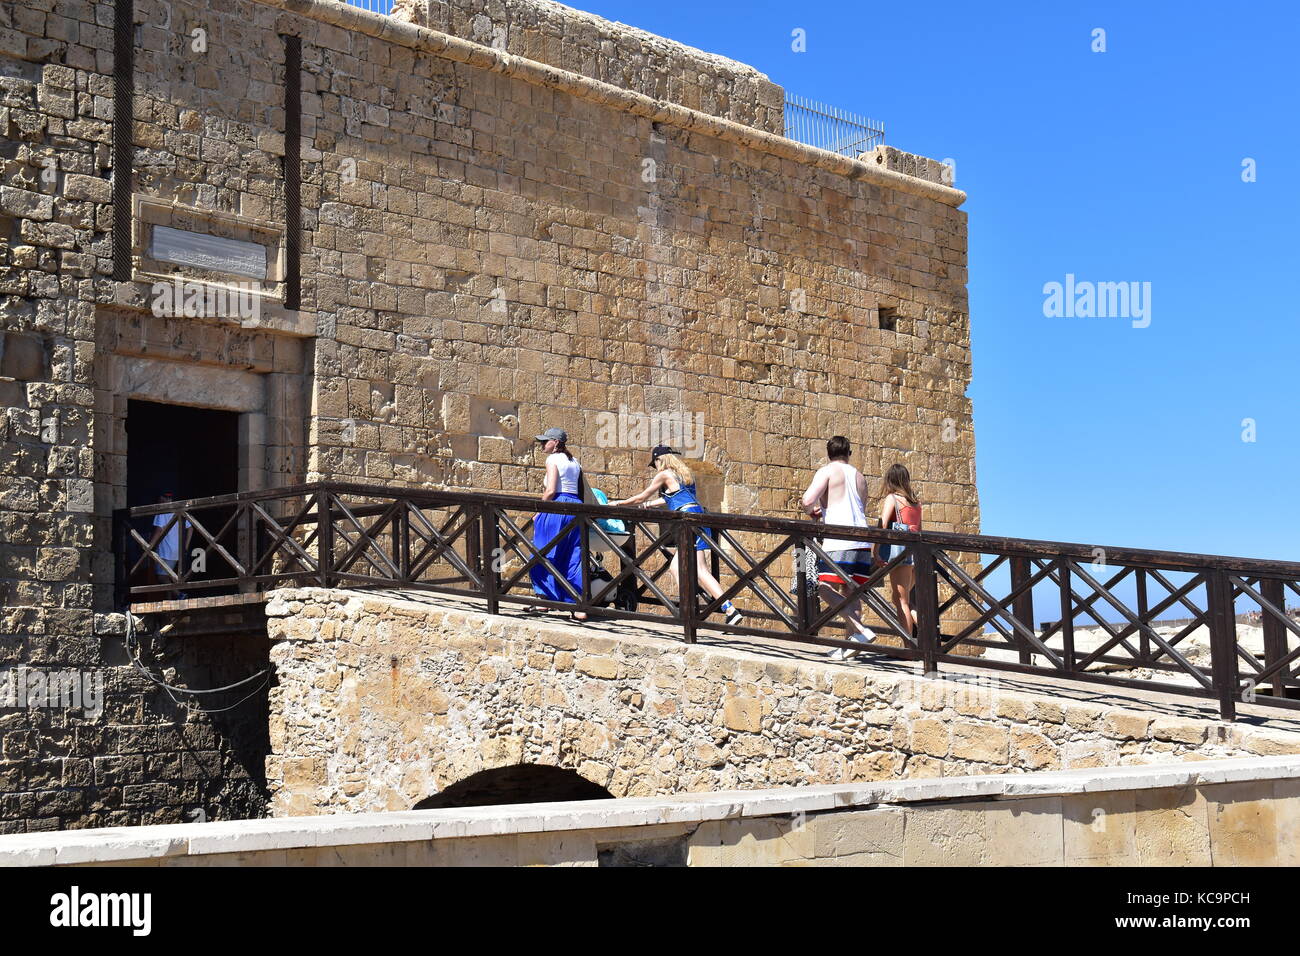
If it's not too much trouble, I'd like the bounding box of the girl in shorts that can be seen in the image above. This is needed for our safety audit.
[873,463,922,634]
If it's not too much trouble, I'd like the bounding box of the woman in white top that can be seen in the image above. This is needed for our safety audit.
[530,427,587,621]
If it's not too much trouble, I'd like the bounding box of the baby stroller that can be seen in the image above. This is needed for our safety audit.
[583,486,639,613]
[586,551,639,613]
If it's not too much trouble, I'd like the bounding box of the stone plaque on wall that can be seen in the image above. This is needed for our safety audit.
[150,225,269,279]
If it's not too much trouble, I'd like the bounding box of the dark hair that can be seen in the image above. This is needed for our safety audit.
[883,463,919,506]
[555,440,573,461]
[827,435,851,460]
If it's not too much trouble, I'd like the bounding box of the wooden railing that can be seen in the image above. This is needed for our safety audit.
[114,482,1300,721]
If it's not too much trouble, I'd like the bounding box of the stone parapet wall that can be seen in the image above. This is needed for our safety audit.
[863,145,955,187]
[265,588,1300,816]
[8,755,1299,866]
[393,0,786,134]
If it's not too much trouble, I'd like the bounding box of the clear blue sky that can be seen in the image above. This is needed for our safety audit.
[578,0,1300,564]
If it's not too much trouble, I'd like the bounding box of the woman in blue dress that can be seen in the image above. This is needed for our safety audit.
[609,445,742,626]
[530,427,587,621]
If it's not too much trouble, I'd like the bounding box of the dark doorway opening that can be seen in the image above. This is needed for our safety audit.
[413,764,615,810]
[126,400,240,597]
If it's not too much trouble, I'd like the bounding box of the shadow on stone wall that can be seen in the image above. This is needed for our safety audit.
[413,764,614,810]
[100,617,273,825]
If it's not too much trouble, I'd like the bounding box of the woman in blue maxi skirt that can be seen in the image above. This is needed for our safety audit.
[530,427,587,621]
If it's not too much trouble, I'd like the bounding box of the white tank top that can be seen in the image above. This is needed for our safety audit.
[822,461,869,551]
[548,453,582,495]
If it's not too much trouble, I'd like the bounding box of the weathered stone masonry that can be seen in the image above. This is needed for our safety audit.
[397,0,787,135]
[266,588,1300,816]
[1,0,979,830]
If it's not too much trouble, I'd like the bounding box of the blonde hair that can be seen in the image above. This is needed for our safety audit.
[656,453,694,486]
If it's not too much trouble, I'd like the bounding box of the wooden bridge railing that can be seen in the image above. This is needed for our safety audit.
[114,481,1300,721]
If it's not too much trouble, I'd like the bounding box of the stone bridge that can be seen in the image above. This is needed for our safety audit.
[263,588,1300,817]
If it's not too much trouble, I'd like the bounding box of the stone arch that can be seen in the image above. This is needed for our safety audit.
[413,763,615,810]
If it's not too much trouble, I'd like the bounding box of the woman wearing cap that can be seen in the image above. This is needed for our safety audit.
[609,447,742,626]
[530,428,587,621]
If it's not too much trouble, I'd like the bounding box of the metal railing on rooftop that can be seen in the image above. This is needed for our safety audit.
[784,94,885,157]
[341,0,395,14]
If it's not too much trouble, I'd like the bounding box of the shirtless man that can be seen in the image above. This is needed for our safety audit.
[800,436,874,659]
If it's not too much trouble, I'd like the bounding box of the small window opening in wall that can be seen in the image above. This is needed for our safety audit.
[878,306,898,332]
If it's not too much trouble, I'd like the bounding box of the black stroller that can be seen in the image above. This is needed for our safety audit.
[586,550,639,613]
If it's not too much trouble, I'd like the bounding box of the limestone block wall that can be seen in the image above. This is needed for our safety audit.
[83,0,977,523]
[17,756,1295,866]
[393,0,786,135]
[863,145,954,187]
[103,0,980,587]
[264,588,1300,816]
[0,0,300,833]
[17,759,1289,868]
[0,611,270,833]
[1,22,108,643]
[0,0,980,831]
[291,0,977,523]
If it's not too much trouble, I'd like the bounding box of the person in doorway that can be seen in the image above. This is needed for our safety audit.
[608,446,743,626]
[530,428,588,621]
[146,491,191,597]
[873,463,923,634]
[801,436,875,659]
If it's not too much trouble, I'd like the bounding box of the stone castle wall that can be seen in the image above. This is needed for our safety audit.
[1,0,977,831]
[290,0,977,525]
[264,588,1300,815]
[2,4,165,832]
[394,0,786,135]
[1,0,295,832]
